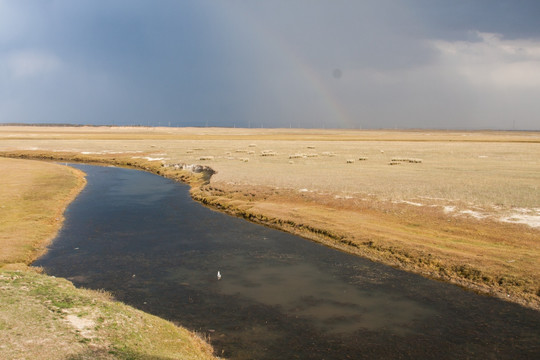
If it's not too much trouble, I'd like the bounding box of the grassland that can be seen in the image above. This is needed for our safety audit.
[0,157,218,360]
[0,158,86,268]
[1,125,539,310]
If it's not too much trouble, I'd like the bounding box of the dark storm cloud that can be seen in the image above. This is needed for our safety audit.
[410,0,540,40]
[0,0,539,129]
[1,1,245,125]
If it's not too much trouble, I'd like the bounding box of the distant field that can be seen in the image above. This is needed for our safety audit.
[2,126,539,216]
[1,125,539,308]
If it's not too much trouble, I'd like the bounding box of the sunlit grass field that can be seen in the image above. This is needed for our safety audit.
[2,126,538,212]
[0,157,86,267]
[1,125,539,309]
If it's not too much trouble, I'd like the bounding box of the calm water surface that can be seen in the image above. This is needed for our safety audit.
[34,164,540,359]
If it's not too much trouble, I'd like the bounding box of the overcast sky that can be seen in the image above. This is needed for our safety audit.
[1,0,539,129]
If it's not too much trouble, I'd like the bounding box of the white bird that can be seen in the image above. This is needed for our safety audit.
[217,271,222,280]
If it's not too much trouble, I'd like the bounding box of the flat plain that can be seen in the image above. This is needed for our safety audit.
[1,125,539,309]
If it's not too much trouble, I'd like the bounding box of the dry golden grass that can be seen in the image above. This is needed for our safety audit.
[1,126,538,211]
[1,125,539,309]
[0,157,86,267]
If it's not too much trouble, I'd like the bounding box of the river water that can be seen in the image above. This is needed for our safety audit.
[34,164,540,359]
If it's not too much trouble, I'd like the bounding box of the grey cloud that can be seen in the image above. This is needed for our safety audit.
[0,0,539,129]
[409,0,540,40]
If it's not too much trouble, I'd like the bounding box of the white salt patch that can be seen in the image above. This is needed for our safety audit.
[443,206,456,213]
[512,207,540,214]
[459,210,488,219]
[101,150,132,154]
[82,150,138,155]
[131,156,167,161]
[419,196,452,201]
[442,205,540,229]
[500,215,540,228]
[500,208,540,228]
[396,200,423,207]
[335,195,353,199]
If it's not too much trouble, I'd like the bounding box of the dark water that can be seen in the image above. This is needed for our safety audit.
[35,164,540,359]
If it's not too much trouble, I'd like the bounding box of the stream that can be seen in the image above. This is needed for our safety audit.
[34,164,540,359]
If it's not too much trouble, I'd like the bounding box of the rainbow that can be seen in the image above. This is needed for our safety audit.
[273,36,355,128]
[208,2,355,128]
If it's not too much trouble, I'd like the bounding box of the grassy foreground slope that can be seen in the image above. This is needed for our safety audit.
[0,157,218,360]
